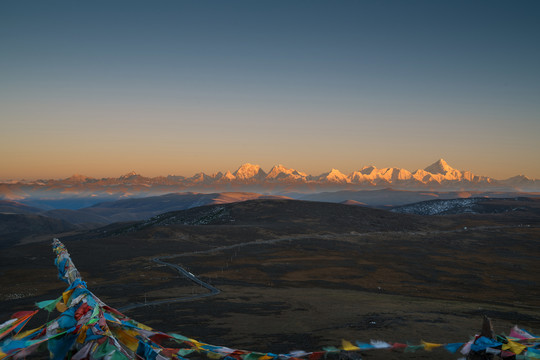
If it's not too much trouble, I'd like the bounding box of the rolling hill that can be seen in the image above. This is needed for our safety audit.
[44,192,290,225]
[114,198,432,235]
[0,213,77,248]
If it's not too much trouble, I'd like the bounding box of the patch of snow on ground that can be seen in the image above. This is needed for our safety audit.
[391,198,479,215]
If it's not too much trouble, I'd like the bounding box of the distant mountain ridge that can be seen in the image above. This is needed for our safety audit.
[1,159,538,201]
[1,192,290,226]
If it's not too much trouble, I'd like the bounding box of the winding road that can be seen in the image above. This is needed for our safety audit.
[118,235,316,311]
[118,224,525,312]
[118,257,220,311]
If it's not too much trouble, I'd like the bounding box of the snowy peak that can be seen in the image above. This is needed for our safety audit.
[119,171,141,180]
[266,164,288,178]
[214,170,236,183]
[65,174,92,183]
[317,168,349,183]
[233,163,267,180]
[349,166,378,183]
[349,166,413,183]
[222,171,236,181]
[424,159,455,175]
[360,166,378,176]
[379,167,413,181]
[423,159,465,181]
[188,172,215,184]
[412,169,438,183]
[500,174,533,185]
[506,174,530,181]
[266,164,307,181]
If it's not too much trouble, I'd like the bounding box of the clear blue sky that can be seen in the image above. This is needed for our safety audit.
[1,1,539,179]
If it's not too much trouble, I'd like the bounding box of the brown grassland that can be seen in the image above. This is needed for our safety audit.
[1,199,539,359]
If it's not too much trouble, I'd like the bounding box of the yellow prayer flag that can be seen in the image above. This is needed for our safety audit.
[502,339,526,354]
[188,338,207,349]
[77,325,88,344]
[421,340,443,351]
[259,356,274,360]
[341,340,360,351]
[113,328,140,351]
[206,352,222,359]
[62,289,74,305]
[56,301,68,313]
[14,326,43,340]
[132,321,153,331]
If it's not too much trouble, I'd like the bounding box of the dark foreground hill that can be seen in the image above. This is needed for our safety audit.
[115,199,434,235]
[1,198,538,359]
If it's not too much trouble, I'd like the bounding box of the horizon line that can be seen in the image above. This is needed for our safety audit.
[1,159,537,182]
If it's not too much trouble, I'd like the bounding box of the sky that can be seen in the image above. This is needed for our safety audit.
[1,0,539,180]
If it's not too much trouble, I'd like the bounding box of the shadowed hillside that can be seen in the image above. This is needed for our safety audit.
[44,192,291,225]
[0,213,77,248]
[99,199,438,237]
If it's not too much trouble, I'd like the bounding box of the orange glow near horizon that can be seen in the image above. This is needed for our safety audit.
[1,150,537,181]
[2,101,538,181]
[1,2,539,181]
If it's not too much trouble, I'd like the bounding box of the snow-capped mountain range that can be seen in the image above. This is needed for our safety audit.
[1,159,538,201]
[161,159,531,187]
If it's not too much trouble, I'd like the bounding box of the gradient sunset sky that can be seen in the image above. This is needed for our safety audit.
[1,1,539,180]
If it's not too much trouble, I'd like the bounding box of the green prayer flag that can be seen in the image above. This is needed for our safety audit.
[177,349,196,356]
[404,345,424,353]
[92,340,119,358]
[171,334,191,342]
[36,297,62,313]
[322,346,340,353]
[244,352,265,360]
[109,349,130,360]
